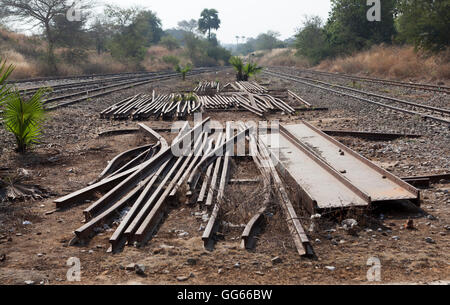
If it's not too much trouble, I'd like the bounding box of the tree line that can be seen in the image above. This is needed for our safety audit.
[0,1,231,73]
[295,0,449,64]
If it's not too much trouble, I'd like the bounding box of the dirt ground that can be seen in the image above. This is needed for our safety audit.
[0,69,449,285]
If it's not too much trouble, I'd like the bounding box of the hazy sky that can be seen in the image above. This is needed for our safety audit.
[101,0,332,44]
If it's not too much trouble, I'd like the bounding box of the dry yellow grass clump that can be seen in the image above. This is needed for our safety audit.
[142,46,189,72]
[0,50,40,79]
[317,45,450,81]
[255,48,310,68]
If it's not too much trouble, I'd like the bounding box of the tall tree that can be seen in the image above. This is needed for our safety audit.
[396,0,450,52]
[325,0,397,54]
[90,17,113,55]
[198,8,221,40]
[177,19,198,33]
[1,0,91,73]
[295,16,331,64]
[255,31,284,51]
[105,6,163,62]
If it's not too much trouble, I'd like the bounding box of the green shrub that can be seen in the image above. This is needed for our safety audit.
[3,88,49,153]
[160,35,180,50]
[175,63,192,81]
[162,55,180,67]
[229,56,263,81]
[0,58,14,106]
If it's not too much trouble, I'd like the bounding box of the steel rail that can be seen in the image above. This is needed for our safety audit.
[274,67,450,93]
[257,136,313,256]
[45,68,219,109]
[10,67,215,85]
[268,70,450,115]
[264,70,450,125]
[131,134,208,245]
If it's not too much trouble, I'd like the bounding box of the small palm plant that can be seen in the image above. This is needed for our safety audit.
[176,63,192,81]
[229,56,263,81]
[229,56,244,81]
[242,62,263,81]
[3,88,49,153]
[0,58,15,106]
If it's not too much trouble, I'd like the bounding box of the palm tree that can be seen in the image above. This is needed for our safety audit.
[198,8,221,40]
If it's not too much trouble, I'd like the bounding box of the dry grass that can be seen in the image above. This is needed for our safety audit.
[254,48,311,69]
[317,45,450,82]
[81,52,128,75]
[142,46,189,72]
[0,50,40,79]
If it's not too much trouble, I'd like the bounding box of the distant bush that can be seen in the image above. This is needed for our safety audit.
[162,55,180,67]
[160,35,180,51]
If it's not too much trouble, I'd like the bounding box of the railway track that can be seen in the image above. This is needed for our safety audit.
[20,68,222,110]
[10,70,165,85]
[16,72,162,96]
[274,66,450,94]
[264,69,450,125]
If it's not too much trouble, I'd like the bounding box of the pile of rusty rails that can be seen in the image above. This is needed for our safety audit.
[264,69,450,125]
[53,118,313,256]
[12,68,221,111]
[99,90,299,120]
[272,66,450,94]
[222,81,268,94]
[222,81,312,108]
[194,81,220,95]
[53,119,425,257]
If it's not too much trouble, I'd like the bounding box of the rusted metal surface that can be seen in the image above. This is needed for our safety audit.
[285,122,420,204]
[239,123,272,250]
[98,129,140,137]
[402,173,450,183]
[132,133,208,245]
[257,136,312,256]
[100,84,296,120]
[138,123,169,149]
[288,90,312,108]
[402,173,450,188]
[74,174,155,241]
[108,158,171,252]
[202,125,235,249]
[92,144,154,184]
[260,130,368,210]
[187,127,253,193]
[204,134,225,206]
[260,121,420,211]
[322,130,422,140]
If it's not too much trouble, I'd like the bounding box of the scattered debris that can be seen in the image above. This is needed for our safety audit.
[425,237,436,244]
[135,264,146,276]
[271,257,282,265]
[405,219,415,230]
